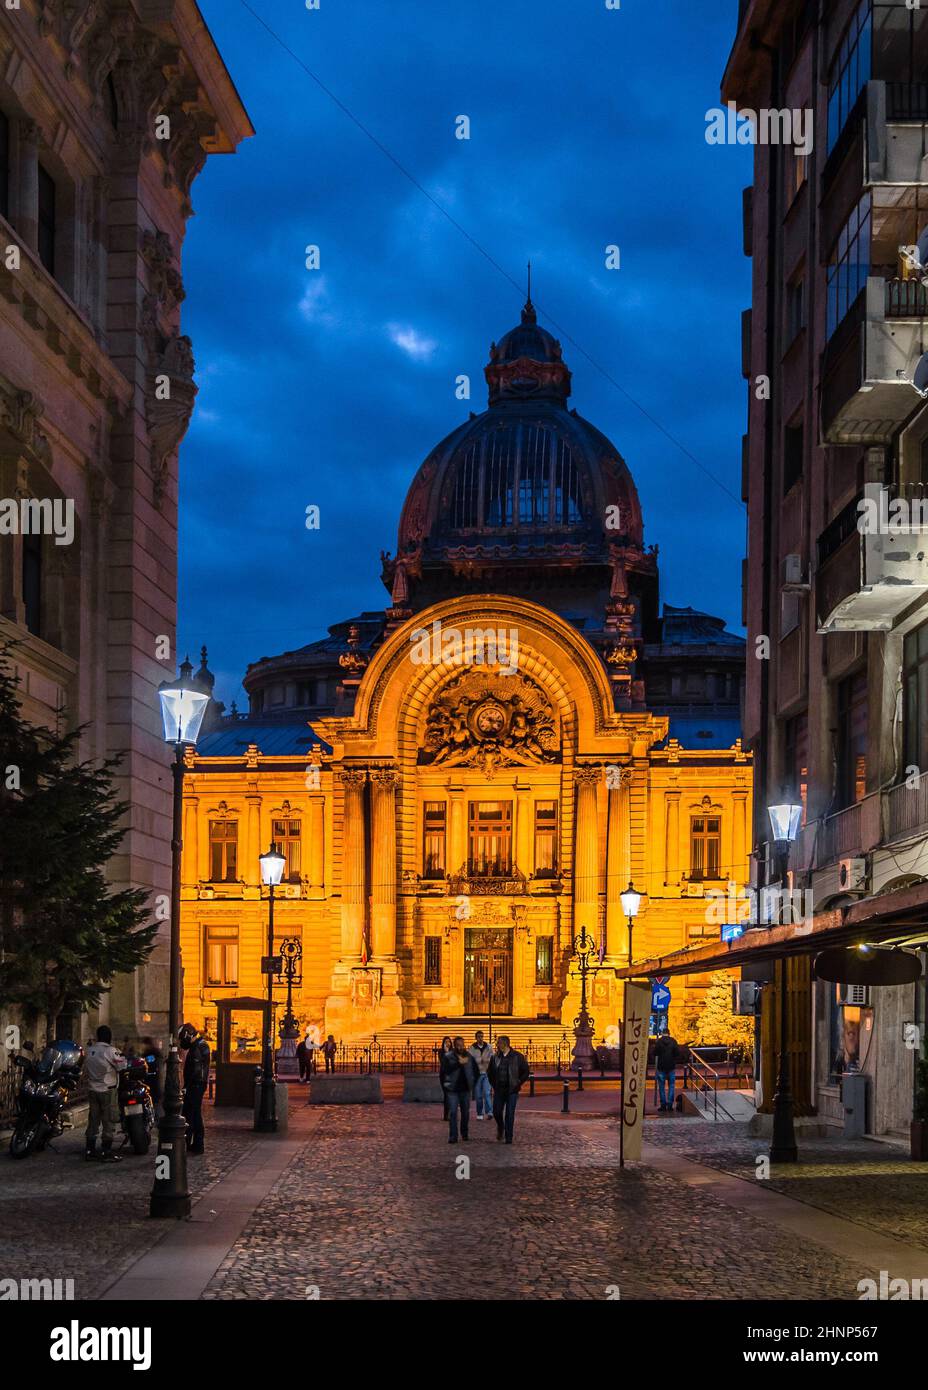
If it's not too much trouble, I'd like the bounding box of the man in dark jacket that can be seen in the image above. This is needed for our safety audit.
[178,1022,210,1154]
[487,1036,530,1144]
[654,1031,679,1112]
[439,1036,479,1143]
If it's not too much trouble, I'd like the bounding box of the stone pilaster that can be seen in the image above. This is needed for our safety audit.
[337,767,367,961]
[572,765,601,936]
[370,767,398,958]
[605,766,632,959]
[307,795,325,893]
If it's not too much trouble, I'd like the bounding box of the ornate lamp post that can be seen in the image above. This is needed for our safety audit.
[150,658,210,1219]
[767,801,803,1164]
[276,937,303,1078]
[256,843,285,1132]
[569,927,600,1071]
[620,882,642,965]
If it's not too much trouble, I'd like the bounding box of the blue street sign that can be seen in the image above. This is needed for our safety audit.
[721,922,745,943]
[651,978,672,1011]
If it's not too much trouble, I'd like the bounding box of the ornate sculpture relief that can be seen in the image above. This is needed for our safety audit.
[419,671,559,776]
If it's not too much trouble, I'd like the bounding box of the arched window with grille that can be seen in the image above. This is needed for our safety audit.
[445,423,584,531]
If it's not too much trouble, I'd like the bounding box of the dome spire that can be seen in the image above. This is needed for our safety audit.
[523,261,536,324]
[485,279,571,405]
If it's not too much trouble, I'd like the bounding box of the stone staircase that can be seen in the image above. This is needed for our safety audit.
[354,1019,578,1051]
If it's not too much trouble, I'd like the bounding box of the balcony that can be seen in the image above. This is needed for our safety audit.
[821,279,925,445]
[816,483,928,633]
[867,80,928,185]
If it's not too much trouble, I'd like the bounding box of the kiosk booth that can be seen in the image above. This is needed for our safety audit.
[214,996,275,1107]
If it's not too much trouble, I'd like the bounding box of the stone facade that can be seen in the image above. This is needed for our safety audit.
[0,0,251,1043]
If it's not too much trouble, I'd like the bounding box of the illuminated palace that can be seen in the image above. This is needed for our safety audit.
[179,299,752,1043]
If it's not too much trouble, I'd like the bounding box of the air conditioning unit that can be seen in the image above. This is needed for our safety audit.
[782,553,809,589]
[732,981,759,1016]
[838,857,867,893]
[838,983,871,1007]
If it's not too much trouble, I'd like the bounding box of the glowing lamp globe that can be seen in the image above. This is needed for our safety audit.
[259,845,286,887]
[158,666,209,746]
[768,803,802,844]
[620,883,642,919]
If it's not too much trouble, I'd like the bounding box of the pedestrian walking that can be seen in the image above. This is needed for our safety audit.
[487,1035,529,1144]
[305,1033,317,1075]
[296,1033,309,1082]
[178,1022,210,1154]
[654,1030,680,1112]
[438,1035,453,1120]
[322,1034,337,1073]
[468,1030,494,1120]
[440,1036,478,1143]
[84,1025,127,1163]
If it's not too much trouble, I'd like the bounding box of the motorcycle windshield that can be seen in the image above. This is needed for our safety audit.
[35,1047,63,1080]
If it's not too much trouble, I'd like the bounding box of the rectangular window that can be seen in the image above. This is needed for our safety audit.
[424,936,442,986]
[903,620,928,774]
[22,531,41,637]
[690,815,721,881]
[271,818,301,882]
[835,671,869,809]
[209,820,238,882]
[827,1,872,155]
[37,163,55,276]
[533,800,558,876]
[467,801,513,877]
[783,422,804,494]
[827,194,871,339]
[205,925,238,986]
[535,936,554,985]
[422,801,446,878]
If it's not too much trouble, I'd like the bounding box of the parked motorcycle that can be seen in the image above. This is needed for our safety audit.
[9,1040,84,1159]
[118,1055,155,1155]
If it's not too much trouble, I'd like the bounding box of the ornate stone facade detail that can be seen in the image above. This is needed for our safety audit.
[420,671,558,776]
[336,767,368,790]
[0,378,52,467]
[147,334,197,504]
[338,623,369,678]
[369,766,400,791]
[574,764,602,787]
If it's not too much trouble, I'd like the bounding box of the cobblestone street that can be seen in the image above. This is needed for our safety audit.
[6,1099,928,1303]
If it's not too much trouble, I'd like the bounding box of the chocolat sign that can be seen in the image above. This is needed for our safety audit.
[621,981,651,1163]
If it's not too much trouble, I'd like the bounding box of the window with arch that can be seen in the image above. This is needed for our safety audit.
[447,423,583,531]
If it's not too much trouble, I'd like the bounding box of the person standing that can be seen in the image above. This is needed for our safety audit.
[440,1036,478,1143]
[296,1034,309,1083]
[488,1036,529,1144]
[322,1034,337,1073]
[305,1033,317,1075]
[468,1030,493,1120]
[438,1036,453,1120]
[654,1030,679,1113]
[178,1022,210,1155]
[84,1025,127,1162]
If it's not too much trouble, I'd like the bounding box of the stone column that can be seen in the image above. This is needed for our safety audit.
[245,795,261,886]
[17,120,39,253]
[515,784,532,875]
[370,767,399,958]
[448,784,466,874]
[183,795,198,884]
[307,795,325,892]
[605,767,632,958]
[338,768,367,960]
[732,790,748,882]
[572,765,601,936]
[665,790,681,887]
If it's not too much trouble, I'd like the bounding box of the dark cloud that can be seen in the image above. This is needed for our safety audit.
[181,0,747,703]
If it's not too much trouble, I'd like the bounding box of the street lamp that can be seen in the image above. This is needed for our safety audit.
[150,657,209,1219]
[256,843,285,1132]
[620,882,642,964]
[767,799,802,1165]
[569,927,600,1071]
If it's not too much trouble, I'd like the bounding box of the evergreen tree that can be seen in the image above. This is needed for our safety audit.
[692,970,755,1051]
[0,646,157,1042]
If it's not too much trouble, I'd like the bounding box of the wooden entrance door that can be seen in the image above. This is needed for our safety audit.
[464,929,513,1014]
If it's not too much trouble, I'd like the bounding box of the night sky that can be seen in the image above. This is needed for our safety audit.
[180,0,748,707]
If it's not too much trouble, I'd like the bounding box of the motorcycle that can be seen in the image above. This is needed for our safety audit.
[118,1055,156,1155]
[9,1040,84,1159]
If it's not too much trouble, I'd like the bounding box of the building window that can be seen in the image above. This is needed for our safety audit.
[783,712,809,826]
[467,801,512,876]
[424,936,442,985]
[21,531,41,637]
[827,194,871,339]
[783,422,804,494]
[37,163,56,276]
[903,620,928,774]
[535,936,554,985]
[272,818,301,882]
[295,680,316,706]
[447,426,582,532]
[835,671,868,809]
[422,801,446,878]
[690,815,721,880]
[204,925,238,986]
[827,0,872,155]
[533,800,558,876]
[209,820,238,882]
